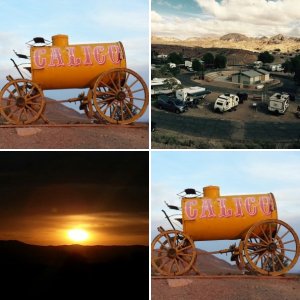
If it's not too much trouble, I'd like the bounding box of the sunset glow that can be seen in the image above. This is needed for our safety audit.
[67,229,89,243]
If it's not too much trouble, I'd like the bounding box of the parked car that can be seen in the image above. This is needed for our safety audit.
[156,95,188,114]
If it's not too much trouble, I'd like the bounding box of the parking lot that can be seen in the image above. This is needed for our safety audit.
[152,72,300,148]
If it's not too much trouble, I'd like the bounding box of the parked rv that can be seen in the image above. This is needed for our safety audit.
[268,93,289,114]
[214,94,239,113]
[176,86,211,107]
[151,77,181,96]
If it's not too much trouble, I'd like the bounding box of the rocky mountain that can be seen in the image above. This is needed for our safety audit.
[220,33,249,42]
[152,33,300,52]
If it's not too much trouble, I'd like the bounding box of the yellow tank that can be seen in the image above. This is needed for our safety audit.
[30,34,126,90]
[182,186,278,241]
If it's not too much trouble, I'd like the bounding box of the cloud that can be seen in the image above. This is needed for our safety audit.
[156,0,183,10]
[152,0,300,38]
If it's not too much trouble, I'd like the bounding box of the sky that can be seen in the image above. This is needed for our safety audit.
[152,0,300,39]
[0,0,149,120]
[0,152,149,246]
[151,151,300,272]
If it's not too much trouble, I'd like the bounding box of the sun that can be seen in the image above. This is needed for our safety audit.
[67,228,89,243]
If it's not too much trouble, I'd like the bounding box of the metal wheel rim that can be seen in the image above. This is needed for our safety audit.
[92,68,148,124]
[244,219,299,276]
[0,79,45,125]
[151,230,196,276]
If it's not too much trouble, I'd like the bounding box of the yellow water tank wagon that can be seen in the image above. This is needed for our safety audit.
[182,185,278,241]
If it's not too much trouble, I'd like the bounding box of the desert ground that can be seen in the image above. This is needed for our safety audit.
[0,100,148,149]
[152,249,300,300]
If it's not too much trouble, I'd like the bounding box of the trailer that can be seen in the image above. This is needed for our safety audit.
[0,34,148,125]
[152,185,299,276]
[268,93,289,114]
[176,87,210,107]
[214,94,239,113]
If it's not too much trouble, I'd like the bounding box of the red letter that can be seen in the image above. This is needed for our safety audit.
[260,196,272,216]
[245,197,257,216]
[109,45,121,64]
[33,49,46,69]
[200,198,216,218]
[66,47,81,66]
[48,48,65,67]
[233,197,244,217]
[94,46,106,65]
[218,198,233,218]
[82,46,92,65]
[185,200,198,220]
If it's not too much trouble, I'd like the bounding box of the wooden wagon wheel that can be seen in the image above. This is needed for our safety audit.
[244,219,299,276]
[0,79,45,124]
[92,68,148,124]
[151,230,197,276]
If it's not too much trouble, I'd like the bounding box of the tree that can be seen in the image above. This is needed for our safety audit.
[258,51,275,63]
[168,52,184,64]
[192,59,202,72]
[214,54,227,68]
[202,53,214,67]
[283,55,300,84]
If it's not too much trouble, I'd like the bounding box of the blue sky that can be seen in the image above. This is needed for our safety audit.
[152,0,300,38]
[152,151,300,272]
[0,0,149,120]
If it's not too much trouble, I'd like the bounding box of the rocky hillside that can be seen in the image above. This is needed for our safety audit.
[152,33,300,53]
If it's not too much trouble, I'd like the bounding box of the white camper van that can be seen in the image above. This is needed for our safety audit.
[214,94,239,113]
[151,78,181,96]
[268,93,289,114]
[176,86,209,106]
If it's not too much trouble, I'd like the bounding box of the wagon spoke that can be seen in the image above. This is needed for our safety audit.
[98,80,117,93]
[168,259,175,274]
[252,232,268,245]
[156,239,168,250]
[128,78,139,89]
[276,247,296,252]
[108,73,119,92]
[280,230,290,240]
[123,102,134,117]
[177,244,192,252]
[157,257,172,272]
[8,106,20,117]
[177,252,193,258]
[152,254,168,261]
[127,96,146,101]
[131,88,145,94]
[26,93,42,101]
[120,101,124,121]
[283,239,296,245]
[174,257,180,273]
[17,108,24,123]
[124,99,141,111]
[1,103,16,110]
[275,254,285,269]
[260,225,270,243]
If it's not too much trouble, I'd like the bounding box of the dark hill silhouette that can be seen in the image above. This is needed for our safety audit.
[0,240,148,298]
